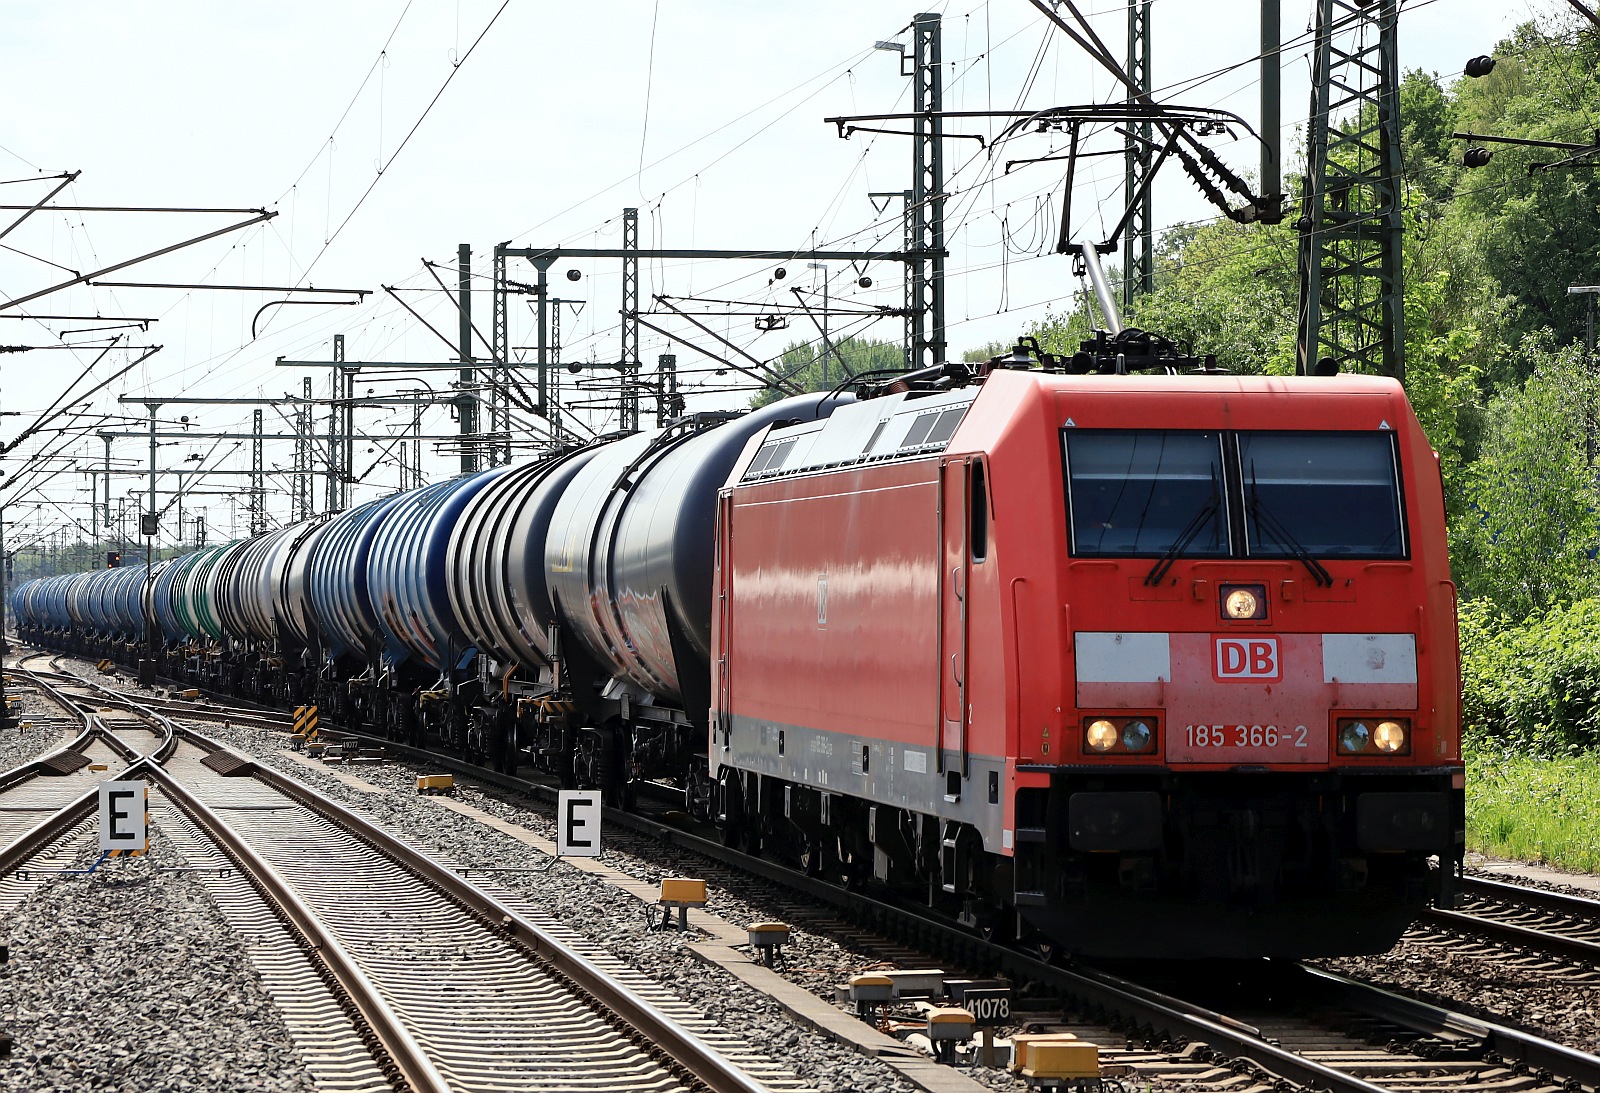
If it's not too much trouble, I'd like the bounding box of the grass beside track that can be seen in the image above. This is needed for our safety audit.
[1467,746,1600,873]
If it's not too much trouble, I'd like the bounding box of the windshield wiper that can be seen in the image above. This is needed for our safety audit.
[1144,482,1222,586]
[1247,467,1333,587]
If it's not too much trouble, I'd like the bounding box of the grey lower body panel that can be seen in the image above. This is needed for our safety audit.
[718,713,1010,852]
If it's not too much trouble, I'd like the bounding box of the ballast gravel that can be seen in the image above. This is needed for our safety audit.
[0,833,317,1093]
[182,712,936,1093]
[0,686,85,771]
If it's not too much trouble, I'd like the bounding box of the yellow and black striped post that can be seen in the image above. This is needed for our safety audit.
[292,704,319,744]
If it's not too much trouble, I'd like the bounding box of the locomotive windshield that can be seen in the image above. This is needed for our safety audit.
[1064,428,1407,560]
[1064,431,1228,557]
[1239,432,1405,558]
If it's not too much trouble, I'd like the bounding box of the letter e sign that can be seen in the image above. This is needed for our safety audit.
[557,789,602,857]
[98,780,149,854]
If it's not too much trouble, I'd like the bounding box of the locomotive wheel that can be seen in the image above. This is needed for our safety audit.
[683,759,712,823]
[1021,932,1062,965]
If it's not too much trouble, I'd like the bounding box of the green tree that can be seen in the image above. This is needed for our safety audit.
[1449,14,1600,361]
[1451,341,1600,619]
[962,339,1012,363]
[750,336,904,407]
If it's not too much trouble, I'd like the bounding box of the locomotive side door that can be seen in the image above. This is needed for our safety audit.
[939,456,970,786]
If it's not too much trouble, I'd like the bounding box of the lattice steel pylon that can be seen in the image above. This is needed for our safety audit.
[910,12,946,368]
[621,207,641,433]
[1296,0,1404,381]
[491,246,511,467]
[1122,0,1154,311]
[249,408,264,535]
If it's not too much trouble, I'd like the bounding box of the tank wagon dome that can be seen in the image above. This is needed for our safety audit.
[445,446,603,675]
[308,492,408,659]
[63,570,96,628]
[84,569,113,633]
[366,468,508,670]
[79,564,138,638]
[214,525,294,643]
[544,391,850,705]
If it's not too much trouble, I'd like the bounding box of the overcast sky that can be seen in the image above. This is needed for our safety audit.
[0,0,1535,544]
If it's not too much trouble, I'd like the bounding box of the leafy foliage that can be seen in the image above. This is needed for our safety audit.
[1460,597,1600,754]
[750,336,904,408]
[1451,342,1600,618]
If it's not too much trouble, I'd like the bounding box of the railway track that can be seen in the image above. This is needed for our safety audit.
[277,707,1600,1093]
[0,664,175,913]
[23,648,1600,1093]
[1,659,805,1093]
[1413,874,1600,970]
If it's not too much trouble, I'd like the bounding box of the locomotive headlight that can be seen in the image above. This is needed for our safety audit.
[1224,588,1259,618]
[1086,719,1119,752]
[1373,719,1408,754]
[1338,720,1372,755]
[1121,719,1154,752]
[1220,583,1267,620]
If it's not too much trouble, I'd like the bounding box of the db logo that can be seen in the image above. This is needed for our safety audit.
[1214,636,1281,681]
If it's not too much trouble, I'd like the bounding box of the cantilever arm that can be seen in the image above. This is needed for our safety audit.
[251,296,364,339]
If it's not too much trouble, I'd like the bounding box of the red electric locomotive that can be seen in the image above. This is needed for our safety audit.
[711,351,1462,959]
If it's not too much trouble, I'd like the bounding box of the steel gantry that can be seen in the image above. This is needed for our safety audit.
[495,239,925,432]
[1296,0,1404,380]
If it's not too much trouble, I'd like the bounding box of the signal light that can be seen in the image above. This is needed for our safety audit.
[1464,55,1496,78]
[105,551,121,569]
[1463,147,1493,168]
[565,268,581,282]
